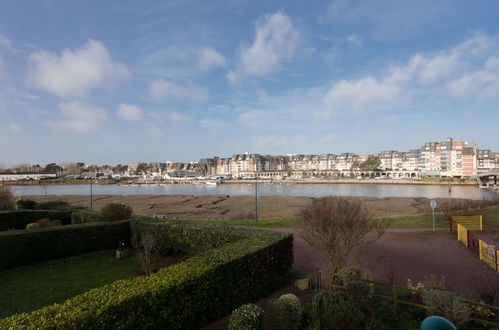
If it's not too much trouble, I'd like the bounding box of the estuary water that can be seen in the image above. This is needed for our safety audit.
[10,183,498,200]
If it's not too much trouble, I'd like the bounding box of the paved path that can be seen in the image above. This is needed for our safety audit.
[249,227,498,298]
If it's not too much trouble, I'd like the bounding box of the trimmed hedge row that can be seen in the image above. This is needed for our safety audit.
[140,220,248,258]
[0,220,293,329]
[0,210,72,231]
[0,221,130,270]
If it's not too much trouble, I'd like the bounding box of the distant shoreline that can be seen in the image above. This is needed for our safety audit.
[4,178,477,186]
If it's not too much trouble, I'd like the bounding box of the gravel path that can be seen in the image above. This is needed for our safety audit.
[257,227,498,298]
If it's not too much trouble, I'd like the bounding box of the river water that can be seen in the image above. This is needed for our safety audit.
[10,183,499,200]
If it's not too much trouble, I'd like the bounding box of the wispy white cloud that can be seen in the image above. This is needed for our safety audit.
[140,46,225,78]
[8,122,21,132]
[227,12,299,83]
[165,111,191,122]
[49,101,107,132]
[323,31,499,112]
[28,40,130,98]
[118,104,143,121]
[448,56,499,100]
[197,47,226,71]
[149,79,208,102]
[345,34,362,46]
[0,35,15,52]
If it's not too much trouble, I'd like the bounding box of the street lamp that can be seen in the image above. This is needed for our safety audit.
[255,172,258,223]
[89,178,93,210]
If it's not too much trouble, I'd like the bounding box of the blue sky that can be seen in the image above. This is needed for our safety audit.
[1,0,499,166]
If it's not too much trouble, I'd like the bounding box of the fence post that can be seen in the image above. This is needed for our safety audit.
[496,251,499,273]
[480,215,483,230]
[392,283,398,315]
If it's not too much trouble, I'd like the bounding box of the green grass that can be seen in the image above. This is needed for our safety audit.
[160,207,499,230]
[0,250,171,318]
[380,206,499,229]
[183,217,300,227]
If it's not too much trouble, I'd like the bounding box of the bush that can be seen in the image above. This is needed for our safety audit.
[36,200,71,210]
[0,210,72,231]
[333,267,373,303]
[422,289,471,327]
[229,304,265,330]
[26,218,61,229]
[310,291,367,330]
[0,185,15,210]
[71,209,103,224]
[0,220,293,329]
[16,199,37,210]
[273,294,303,330]
[100,203,133,222]
[0,221,131,270]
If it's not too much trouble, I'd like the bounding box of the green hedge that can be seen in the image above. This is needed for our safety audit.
[140,220,248,258]
[0,220,293,329]
[0,221,130,270]
[0,210,72,231]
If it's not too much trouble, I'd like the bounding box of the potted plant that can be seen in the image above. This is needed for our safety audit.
[116,240,129,259]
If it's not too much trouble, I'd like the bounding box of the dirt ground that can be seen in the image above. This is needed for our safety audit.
[266,227,498,299]
[26,194,455,219]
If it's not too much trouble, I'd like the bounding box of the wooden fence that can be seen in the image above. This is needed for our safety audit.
[328,278,499,327]
[450,215,499,273]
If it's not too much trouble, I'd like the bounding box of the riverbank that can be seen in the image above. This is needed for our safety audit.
[23,194,467,219]
[3,178,476,186]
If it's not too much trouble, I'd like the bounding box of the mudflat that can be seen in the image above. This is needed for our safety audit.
[25,194,464,219]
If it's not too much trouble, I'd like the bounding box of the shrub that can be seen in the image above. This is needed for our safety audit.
[0,210,72,231]
[0,185,15,210]
[0,220,293,329]
[229,304,265,330]
[100,203,132,222]
[71,209,103,224]
[36,200,71,210]
[332,267,373,303]
[131,224,160,276]
[26,218,61,229]
[274,294,303,330]
[16,199,37,210]
[422,289,471,327]
[0,221,131,269]
[300,196,389,274]
[310,291,367,330]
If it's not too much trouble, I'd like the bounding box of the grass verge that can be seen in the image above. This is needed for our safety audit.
[0,250,170,318]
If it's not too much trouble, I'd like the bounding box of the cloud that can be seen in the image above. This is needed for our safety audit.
[8,122,21,132]
[118,104,143,121]
[227,12,299,83]
[197,47,226,71]
[28,40,130,98]
[0,35,15,52]
[324,77,400,111]
[0,55,4,76]
[165,111,190,122]
[149,79,208,102]
[448,56,499,100]
[140,46,225,77]
[323,31,499,112]
[49,101,107,132]
[346,34,362,46]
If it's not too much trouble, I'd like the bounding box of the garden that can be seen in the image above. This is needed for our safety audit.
[1,184,499,329]
[0,186,294,329]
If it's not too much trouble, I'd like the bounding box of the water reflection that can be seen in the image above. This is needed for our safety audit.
[11,183,499,200]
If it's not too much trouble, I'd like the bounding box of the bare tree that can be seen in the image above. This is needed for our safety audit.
[131,226,158,276]
[0,185,15,210]
[300,196,389,274]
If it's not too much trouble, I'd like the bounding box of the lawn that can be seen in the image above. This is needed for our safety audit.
[381,206,499,229]
[181,207,499,230]
[182,217,301,227]
[0,250,171,318]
